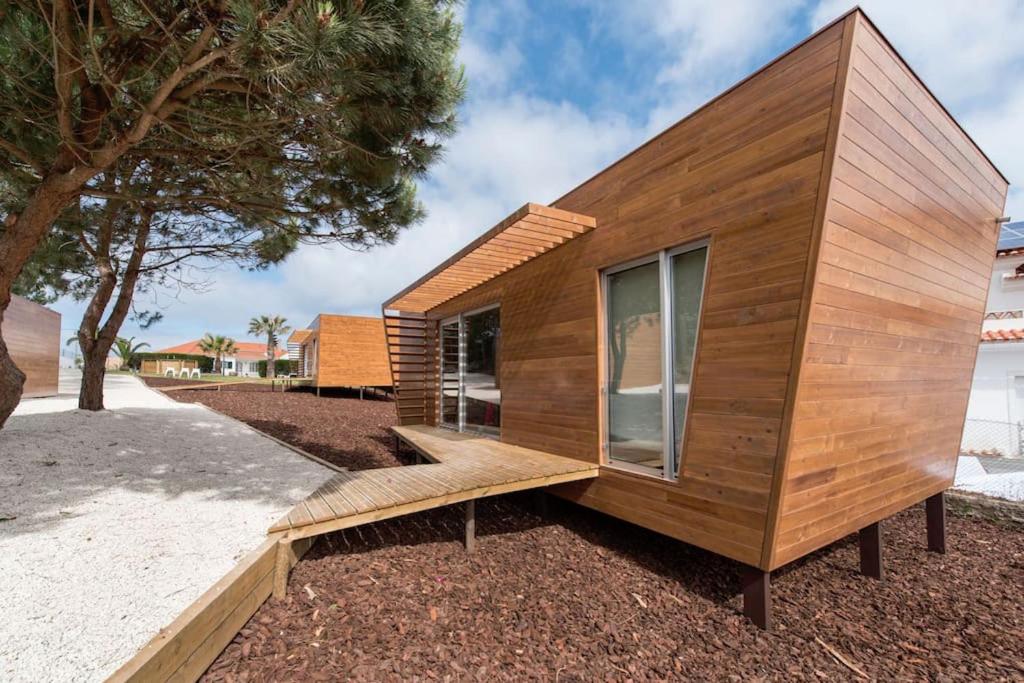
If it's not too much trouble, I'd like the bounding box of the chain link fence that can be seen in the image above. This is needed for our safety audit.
[960,418,1024,457]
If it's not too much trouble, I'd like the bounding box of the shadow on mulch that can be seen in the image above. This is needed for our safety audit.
[150,379,401,471]
[247,419,400,471]
[204,493,1024,682]
[150,377,1024,679]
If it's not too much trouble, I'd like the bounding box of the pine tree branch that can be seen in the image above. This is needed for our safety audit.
[0,139,44,175]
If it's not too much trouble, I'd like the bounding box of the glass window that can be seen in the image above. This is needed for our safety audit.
[463,307,501,435]
[606,261,664,473]
[671,247,708,475]
[440,319,460,428]
[603,243,708,479]
[439,307,501,436]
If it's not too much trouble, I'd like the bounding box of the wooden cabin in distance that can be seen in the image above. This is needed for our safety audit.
[289,314,392,395]
[382,9,1009,627]
[3,294,61,398]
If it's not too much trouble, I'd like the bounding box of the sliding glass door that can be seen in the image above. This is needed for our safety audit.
[440,318,461,429]
[603,242,708,479]
[439,306,501,435]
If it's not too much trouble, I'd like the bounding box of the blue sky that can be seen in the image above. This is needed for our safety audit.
[49,0,1024,355]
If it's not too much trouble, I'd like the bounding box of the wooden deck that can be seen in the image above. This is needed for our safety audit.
[268,425,599,540]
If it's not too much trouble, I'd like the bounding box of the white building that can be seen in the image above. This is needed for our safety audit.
[155,339,288,378]
[963,222,1024,456]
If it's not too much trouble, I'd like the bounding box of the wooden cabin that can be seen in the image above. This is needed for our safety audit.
[3,294,61,398]
[289,314,392,394]
[382,9,1009,627]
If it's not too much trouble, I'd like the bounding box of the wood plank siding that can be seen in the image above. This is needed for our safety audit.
[423,19,848,567]
[765,15,1009,568]
[384,9,1007,571]
[309,314,392,388]
[3,295,61,398]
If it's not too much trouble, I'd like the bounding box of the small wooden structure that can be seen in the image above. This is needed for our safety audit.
[382,9,1009,627]
[3,295,60,398]
[288,314,392,394]
[140,358,199,376]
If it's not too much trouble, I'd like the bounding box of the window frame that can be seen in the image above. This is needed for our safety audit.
[600,238,710,481]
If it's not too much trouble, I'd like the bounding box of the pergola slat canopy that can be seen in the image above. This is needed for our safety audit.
[384,203,596,313]
[288,329,313,345]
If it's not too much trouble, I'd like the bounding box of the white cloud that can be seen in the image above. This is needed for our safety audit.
[811,1,1024,107]
[593,0,809,133]
[965,89,1024,219]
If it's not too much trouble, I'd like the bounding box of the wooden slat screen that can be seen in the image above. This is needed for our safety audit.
[383,310,433,425]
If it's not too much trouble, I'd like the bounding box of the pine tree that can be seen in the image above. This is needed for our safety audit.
[0,1,464,425]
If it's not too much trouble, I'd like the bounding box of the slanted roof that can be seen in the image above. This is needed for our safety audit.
[384,203,596,313]
[288,329,313,345]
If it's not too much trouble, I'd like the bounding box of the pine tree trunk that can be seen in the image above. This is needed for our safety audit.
[79,349,108,411]
[0,326,26,425]
[75,204,152,412]
[0,174,87,428]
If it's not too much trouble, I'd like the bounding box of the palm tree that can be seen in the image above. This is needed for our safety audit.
[248,315,291,379]
[198,334,238,374]
[112,337,149,371]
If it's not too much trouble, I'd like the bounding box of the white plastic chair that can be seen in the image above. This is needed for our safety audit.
[190,368,201,379]
[164,367,175,377]
[178,367,190,379]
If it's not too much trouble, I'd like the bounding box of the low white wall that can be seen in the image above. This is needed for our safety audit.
[963,344,1024,455]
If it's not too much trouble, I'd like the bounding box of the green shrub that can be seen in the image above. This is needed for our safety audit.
[257,359,295,377]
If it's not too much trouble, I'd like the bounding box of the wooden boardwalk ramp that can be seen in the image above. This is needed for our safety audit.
[268,425,598,596]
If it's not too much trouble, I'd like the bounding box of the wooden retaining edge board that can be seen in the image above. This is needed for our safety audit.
[107,533,314,683]
[159,381,238,392]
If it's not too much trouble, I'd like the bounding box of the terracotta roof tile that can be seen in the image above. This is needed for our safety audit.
[156,339,288,360]
[981,329,1024,343]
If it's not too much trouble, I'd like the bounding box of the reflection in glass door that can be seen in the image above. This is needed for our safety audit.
[440,318,461,429]
[438,306,501,435]
[463,307,501,435]
[605,260,663,472]
[603,242,708,479]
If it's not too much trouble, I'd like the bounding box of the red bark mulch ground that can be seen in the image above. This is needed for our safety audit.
[143,378,399,470]
[150,380,1024,680]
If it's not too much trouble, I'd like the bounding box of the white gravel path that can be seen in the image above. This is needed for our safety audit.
[0,371,333,682]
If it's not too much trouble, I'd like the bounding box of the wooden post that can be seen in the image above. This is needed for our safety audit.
[858,521,883,580]
[316,385,321,398]
[741,567,771,630]
[533,490,549,517]
[465,500,476,553]
[926,491,946,554]
[272,539,294,600]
